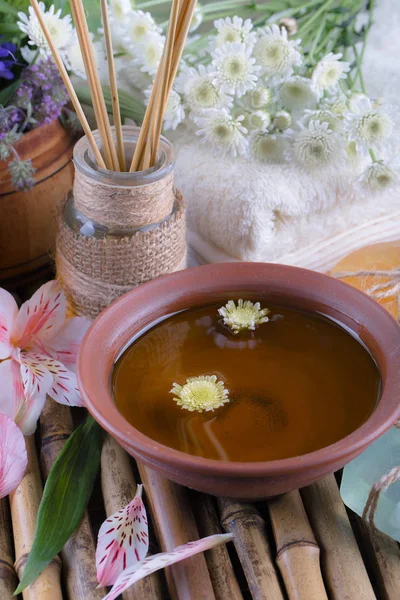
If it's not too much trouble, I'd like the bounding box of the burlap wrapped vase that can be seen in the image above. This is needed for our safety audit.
[56,126,186,319]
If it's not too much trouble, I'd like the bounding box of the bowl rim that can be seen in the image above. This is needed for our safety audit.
[77,262,400,478]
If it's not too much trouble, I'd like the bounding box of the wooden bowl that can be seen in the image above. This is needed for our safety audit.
[77,263,400,499]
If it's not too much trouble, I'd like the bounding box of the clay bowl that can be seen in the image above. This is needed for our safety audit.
[77,263,400,499]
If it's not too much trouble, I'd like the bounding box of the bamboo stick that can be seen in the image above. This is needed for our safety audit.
[9,436,63,600]
[29,0,105,168]
[100,0,125,171]
[218,498,284,600]
[39,399,105,600]
[268,490,328,600]
[301,475,375,600]
[138,465,216,599]
[101,436,166,600]
[0,497,17,599]
[192,494,243,600]
[355,516,400,600]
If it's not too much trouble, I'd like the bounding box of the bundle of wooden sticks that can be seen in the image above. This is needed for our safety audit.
[29,0,197,172]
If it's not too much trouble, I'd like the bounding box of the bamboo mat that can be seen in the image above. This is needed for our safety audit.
[2,253,400,600]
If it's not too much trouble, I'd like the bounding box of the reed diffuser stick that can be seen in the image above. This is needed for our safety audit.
[100,0,125,171]
[29,0,105,169]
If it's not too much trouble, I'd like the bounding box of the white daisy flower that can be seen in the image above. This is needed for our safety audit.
[190,4,203,33]
[285,120,345,172]
[195,108,248,157]
[311,52,350,95]
[302,108,342,132]
[243,86,272,110]
[17,2,74,58]
[175,64,233,115]
[356,160,400,194]
[213,16,257,48]
[344,96,396,155]
[248,110,271,130]
[274,110,292,131]
[163,90,185,130]
[279,76,317,111]
[253,24,301,83]
[124,9,161,49]
[249,130,286,162]
[170,375,229,413]
[134,32,165,75]
[211,42,260,98]
[219,299,269,334]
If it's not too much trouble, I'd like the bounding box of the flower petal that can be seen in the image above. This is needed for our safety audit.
[104,534,233,600]
[0,288,18,360]
[14,392,48,436]
[13,281,66,350]
[0,413,27,498]
[0,359,25,421]
[96,485,148,586]
[20,352,53,401]
[43,316,91,372]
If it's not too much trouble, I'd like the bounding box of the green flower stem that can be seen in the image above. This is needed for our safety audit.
[297,0,336,39]
[351,0,375,93]
[369,148,377,162]
[202,0,252,14]
[136,0,170,8]
[307,18,326,61]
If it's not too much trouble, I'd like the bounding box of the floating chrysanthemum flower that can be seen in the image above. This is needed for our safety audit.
[253,24,301,83]
[17,2,74,58]
[249,130,286,163]
[218,299,269,334]
[248,110,271,130]
[344,96,395,155]
[213,16,257,48]
[195,109,248,157]
[243,86,272,110]
[302,108,342,132]
[164,90,185,130]
[274,110,291,130]
[311,52,350,95]
[285,120,345,172]
[170,375,229,412]
[175,64,232,115]
[211,42,260,97]
[124,10,161,47]
[356,160,399,194]
[134,33,165,75]
[279,76,317,111]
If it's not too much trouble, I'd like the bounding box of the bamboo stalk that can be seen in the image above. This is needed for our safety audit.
[218,498,284,600]
[101,437,166,600]
[301,475,375,600]
[29,0,105,168]
[138,465,216,599]
[9,436,63,600]
[0,497,17,600]
[268,490,328,600]
[39,399,105,600]
[192,494,243,600]
[100,0,125,171]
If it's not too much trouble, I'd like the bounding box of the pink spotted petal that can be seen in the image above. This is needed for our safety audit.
[0,288,18,360]
[104,534,233,600]
[0,413,27,498]
[96,484,149,587]
[14,392,48,436]
[0,359,25,422]
[42,316,91,372]
[13,281,66,350]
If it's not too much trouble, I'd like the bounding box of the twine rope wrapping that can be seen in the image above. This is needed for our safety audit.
[362,466,400,526]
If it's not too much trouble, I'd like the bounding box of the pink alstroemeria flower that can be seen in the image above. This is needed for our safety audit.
[0,412,27,499]
[0,281,91,435]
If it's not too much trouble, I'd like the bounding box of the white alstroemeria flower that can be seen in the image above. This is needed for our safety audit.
[124,10,161,49]
[175,64,233,115]
[356,160,400,195]
[213,16,257,49]
[285,120,345,172]
[134,33,165,75]
[344,96,396,155]
[164,90,185,130]
[249,130,286,162]
[211,42,260,98]
[243,86,272,110]
[17,2,74,58]
[279,76,317,111]
[195,109,248,157]
[311,52,350,95]
[190,4,203,32]
[302,108,342,132]
[253,24,301,83]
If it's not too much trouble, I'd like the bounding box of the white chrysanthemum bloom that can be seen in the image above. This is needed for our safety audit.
[20,45,37,64]
[211,42,260,98]
[134,32,165,75]
[253,24,301,83]
[170,375,229,412]
[249,130,286,163]
[344,96,396,155]
[17,2,74,57]
[248,110,271,130]
[320,90,349,116]
[195,109,248,158]
[279,76,317,111]
[115,55,152,90]
[190,3,203,32]
[243,86,271,110]
[285,120,345,172]
[311,52,350,95]
[109,0,132,22]
[356,160,399,195]
[124,9,161,48]
[274,110,291,130]
[213,16,257,48]
[175,64,232,115]
[219,299,269,334]
[163,90,185,130]
[302,108,342,132]
[65,35,104,80]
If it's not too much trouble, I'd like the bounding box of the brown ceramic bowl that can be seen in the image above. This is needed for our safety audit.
[77,263,400,499]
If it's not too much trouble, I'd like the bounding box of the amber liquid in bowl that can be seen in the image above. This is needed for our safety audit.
[112,303,380,462]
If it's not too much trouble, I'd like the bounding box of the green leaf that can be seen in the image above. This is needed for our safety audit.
[75,83,146,123]
[0,81,19,106]
[0,0,19,16]
[14,416,104,594]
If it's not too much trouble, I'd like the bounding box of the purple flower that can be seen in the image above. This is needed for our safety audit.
[0,41,18,80]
